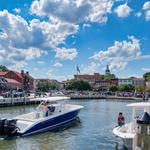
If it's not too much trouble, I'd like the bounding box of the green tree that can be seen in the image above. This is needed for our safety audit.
[146,87,150,92]
[135,86,145,92]
[37,80,50,92]
[118,84,134,92]
[143,72,150,81]
[0,65,9,72]
[108,85,118,92]
[66,79,91,91]
[49,82,59,90]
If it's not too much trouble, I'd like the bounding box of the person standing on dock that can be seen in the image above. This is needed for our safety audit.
[117,112,125,126]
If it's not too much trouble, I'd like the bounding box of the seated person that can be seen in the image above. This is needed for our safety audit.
[117,112,125,126]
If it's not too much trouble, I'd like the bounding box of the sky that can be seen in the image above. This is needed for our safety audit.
[0,0,150,81]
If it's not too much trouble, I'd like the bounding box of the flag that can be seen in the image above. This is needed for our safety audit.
[77,66,80,73]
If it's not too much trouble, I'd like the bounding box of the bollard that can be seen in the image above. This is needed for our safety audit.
[135,112,150,150]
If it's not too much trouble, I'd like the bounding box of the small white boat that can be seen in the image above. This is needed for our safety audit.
[113,102,150,149]
[0,97,83,137]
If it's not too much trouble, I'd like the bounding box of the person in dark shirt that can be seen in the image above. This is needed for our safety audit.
[118,112,125,126]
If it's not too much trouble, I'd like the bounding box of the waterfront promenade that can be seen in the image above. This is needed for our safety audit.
[0,93,147,107]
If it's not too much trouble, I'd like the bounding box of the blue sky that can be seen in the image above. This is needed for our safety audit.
[0,0,150,81]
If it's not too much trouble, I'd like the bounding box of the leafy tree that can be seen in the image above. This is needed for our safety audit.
[146,87,150,92]
[143,72,150,81]
[37,80,50,92]
[118,84,135,92]
[0,65,9,72]
[37,80,59,92]
[66,79,91,91]
[135,86,145,92]
[108,85,118,92]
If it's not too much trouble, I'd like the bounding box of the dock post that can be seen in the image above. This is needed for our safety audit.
[11,91,13,106]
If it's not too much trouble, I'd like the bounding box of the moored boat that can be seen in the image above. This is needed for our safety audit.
[0,97,83,138]
[113,102,150,149]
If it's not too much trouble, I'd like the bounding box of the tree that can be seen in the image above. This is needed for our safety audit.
[37,79,61,92]
[37,80,50,92]
[143,72,150,81]
[108,85,118,92]
[146,87,150,92]
[0,65,9,72]
[66,79,92,91]
[135,86,145,92]
[118,84,135,92]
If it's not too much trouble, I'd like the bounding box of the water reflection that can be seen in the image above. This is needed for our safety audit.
[0,100,132,150]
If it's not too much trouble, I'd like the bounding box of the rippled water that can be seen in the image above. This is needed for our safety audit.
[0,99,132,150]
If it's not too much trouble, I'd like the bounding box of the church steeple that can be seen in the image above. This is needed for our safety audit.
[105,65,111,75]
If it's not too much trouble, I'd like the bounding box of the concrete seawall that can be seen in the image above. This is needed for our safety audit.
[70,95,145,101]
[0,97,41,107]
[0,95,146,107]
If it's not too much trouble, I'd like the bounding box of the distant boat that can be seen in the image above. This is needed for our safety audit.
[113,102,150,149]
[0,97,83,138]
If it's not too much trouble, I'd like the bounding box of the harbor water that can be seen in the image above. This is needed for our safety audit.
[0,99,132,150]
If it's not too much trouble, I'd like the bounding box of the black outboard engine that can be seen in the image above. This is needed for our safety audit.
[0,119,18,137]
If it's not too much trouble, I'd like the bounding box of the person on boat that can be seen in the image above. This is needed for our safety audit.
[117,112,125,126]
[40,101,49,117]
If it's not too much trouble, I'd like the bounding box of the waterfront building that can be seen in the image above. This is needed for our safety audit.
[146,81,150,87]
[94,79,118,89]
[132,78,145,87]
[118,78,133,85]
[74,73,103,85]
[5,78,22,90]
[0,70,34,91]
[0,77,7,92]
[105,65,111,75]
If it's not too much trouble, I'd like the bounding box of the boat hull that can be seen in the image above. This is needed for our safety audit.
[122,138,132,150]
[19,109,81,136]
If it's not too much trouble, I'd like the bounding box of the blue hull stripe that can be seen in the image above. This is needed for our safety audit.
[20,109,80,136]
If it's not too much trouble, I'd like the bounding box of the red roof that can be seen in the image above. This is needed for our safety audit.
[5,78,21,85]
[14,71,23,79]
[0,72,8,76]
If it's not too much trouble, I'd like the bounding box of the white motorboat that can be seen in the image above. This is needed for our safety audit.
[113,102,150,149]
[0,97,83,138]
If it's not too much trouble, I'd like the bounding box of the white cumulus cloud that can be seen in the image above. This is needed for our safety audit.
[143,1,150,10]
[53,62,63,68]
[13,8,21,14]
[55,47,78,60]
[114,3,132,18]
[30,0,114,24]
[143,1,150,21]
[145,10,150,21]
[0,10,79,69]
[91,36,144,70]
[82,62,101,74]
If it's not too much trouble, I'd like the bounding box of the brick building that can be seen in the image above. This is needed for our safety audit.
[0,70,34,91]
[74,73,103,85]
[94,79,118,89]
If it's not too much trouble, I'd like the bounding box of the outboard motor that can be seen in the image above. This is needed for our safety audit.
[0,119,18,137]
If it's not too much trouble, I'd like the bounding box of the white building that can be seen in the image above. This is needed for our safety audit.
[132,78,145,87]
[146,81,150,87]
[118,79,133,85]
